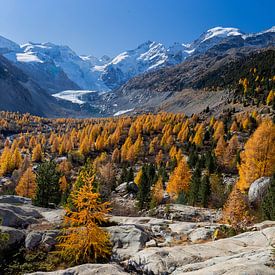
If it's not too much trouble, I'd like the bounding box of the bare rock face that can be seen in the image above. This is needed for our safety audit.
[25,231,43,250]
[25,230,59,251]
[0,195,32,204]
[0,203,43,228]
[150,204,221,222]
[248,177,271,206]
[0,225,25,250]
[107,224,150,261]
[27,263,128,275]
[125,226,275,274]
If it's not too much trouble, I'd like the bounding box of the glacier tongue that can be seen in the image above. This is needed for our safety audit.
[52,90,97,104]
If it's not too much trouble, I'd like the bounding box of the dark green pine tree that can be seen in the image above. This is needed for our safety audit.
[33,161,61,208]
[198,174,211,208]
[188,165,202,206]
[119,166,128,184]
[188,149,199,168]
[126,167,134,182]
[261,174,275,221]
[137,164,156,210]
[205,151,216,173]
[158,165,168,182]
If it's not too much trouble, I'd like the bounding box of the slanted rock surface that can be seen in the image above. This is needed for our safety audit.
[1,196,274,275]
[248,177,271,206]
[107,224,150,260]
[150,204,221,222]
[125,226,275,274]
[28,263,128,275]
[0,203,42,228]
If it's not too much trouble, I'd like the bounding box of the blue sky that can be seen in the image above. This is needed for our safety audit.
[0,0,274,57]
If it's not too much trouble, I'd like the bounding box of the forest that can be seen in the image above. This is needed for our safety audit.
[0,69,274,273]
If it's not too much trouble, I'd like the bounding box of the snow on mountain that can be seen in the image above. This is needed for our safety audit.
[200,27,243,43]
[113,108,134,116]
[18,42,110,91]
[0,25,274,99]
[188,27,244,54]
[97,40,188,89]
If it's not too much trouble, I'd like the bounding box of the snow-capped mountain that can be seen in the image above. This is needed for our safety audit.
[0,35,21,54]
[98,41,189,89]
[0,26,274,99]
[3,42,110,93]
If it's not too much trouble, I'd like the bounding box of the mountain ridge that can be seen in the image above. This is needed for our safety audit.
[1,26,274,93]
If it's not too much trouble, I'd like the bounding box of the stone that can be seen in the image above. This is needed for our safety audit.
[0,195,32,204]
[248,220,275,231]
[125,226,275,274]
[40,209,65,225]
[145,239,157,247]
[25,231,43,250]
[27,263,128,275]
[188,226,216,243]
[172,249,274,274]
[0,225,25,250]
[107,224,150,260]
[248,177,271,206]
[151,204,221,222]
[115,182,128,194]
[0,203,43,228]
[41,230,59,251]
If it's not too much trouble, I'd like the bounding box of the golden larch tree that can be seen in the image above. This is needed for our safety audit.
[56,174,111,264]
[237,119,275,191]
[15,167,37,198]
[224,134,239,170]
[222,185,252,229]
[32,144,43,162]
[167,157,191,200]
[214,136,227,166]
[152,177,164,205]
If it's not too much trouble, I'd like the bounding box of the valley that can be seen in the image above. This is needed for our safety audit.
[0,20,274,275]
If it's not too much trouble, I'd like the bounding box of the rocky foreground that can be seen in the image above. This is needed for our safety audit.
[0,195,274,275]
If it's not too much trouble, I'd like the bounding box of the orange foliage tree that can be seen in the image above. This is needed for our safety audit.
[15,167,37,198]
[167,157,191,200]
[222,185,252,229]
[237,119,275,191]
[56,174,111,264]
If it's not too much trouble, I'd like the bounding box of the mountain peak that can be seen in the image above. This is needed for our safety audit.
[201,26,244,42]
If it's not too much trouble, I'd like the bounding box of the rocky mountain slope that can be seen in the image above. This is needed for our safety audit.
[1,26,275,93]
[90,47,275,116]
[0,55,96,117]
[0,26,274,117]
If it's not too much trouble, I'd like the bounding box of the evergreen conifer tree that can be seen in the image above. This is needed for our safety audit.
[33,161,61,208]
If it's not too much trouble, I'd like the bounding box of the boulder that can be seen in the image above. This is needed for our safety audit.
[248,177,271,206]
[107,224,150,260]
[0,203,43,228]
[40,209,65,225]
[188,226,216,243]
[41,230,59,251]
[115,182,128,194]
[145,239,157,247]
[0,195,32,204]
[0,225,25,250]
[25,232,43,250]
[27,263,128,275]
[151,204,221,222]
